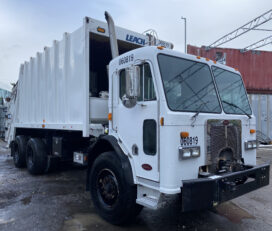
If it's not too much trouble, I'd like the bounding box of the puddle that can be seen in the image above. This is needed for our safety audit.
[0,218,15,225]
[61,213,150,231]
[215,202,255,224]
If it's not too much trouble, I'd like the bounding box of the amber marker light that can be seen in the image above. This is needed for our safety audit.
[205,58,210,61]
[250,129,256,134]
[160,117,164,126]
[180,132,189,138]
[97,27,105,33]
[108,113,112,121]
[157,46,164,50]
[196,56,201,59]
[213,61,217,64]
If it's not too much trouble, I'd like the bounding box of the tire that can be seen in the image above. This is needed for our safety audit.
[26,138,49,175]
[11,136,28,168]
[90,151,142,225]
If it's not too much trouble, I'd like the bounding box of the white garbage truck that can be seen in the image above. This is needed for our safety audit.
[8,12,269,224]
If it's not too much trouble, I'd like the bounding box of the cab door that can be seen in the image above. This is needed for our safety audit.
[116,63,159,181]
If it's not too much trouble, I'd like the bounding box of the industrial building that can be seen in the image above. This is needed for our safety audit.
[0,84,11,138]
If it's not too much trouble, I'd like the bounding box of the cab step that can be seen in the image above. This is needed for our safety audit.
[136,196,159,210]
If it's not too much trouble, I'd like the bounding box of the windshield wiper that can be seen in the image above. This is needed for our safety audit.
[191,101,209,120]
[222,100,251,119]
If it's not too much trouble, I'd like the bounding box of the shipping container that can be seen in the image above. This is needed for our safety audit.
[187,45,272,94]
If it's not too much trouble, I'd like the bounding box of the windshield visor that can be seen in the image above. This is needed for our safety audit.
[158,54,221,113]
[212,66,252,116]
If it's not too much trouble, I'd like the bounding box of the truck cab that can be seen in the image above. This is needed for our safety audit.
[107,45,269,212]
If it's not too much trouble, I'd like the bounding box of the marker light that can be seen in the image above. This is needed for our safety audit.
[250,129,256,134]
[157,46,164,50]
[180,132,189,138]
[108,113,112,121]
[160,117,164,126]
[196,56,201,59]
[97,27,105,33]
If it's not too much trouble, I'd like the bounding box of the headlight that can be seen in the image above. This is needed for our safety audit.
[179,146,200,159]
[245,140,258,150]
[191,148,200,157]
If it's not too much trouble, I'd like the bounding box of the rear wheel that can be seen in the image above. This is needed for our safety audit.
[26,138,49,175]
[11,135,27,168]
[90,151,142,225]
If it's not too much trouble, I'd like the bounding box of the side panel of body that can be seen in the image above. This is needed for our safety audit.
[13,27,88,135]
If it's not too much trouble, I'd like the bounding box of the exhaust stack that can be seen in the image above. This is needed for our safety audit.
[105,11,119,59]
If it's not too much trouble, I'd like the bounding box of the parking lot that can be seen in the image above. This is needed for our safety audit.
[0,139,271,231]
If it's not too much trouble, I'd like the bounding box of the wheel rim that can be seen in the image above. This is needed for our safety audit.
[96,168,119,206]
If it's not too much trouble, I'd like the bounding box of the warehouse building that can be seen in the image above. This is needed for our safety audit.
[0,84,11,138]
[188,45,272,141]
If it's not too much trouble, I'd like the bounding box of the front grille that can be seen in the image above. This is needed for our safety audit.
[207,120,241,165]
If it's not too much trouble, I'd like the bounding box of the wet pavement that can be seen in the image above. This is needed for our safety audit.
[0,139,271,231]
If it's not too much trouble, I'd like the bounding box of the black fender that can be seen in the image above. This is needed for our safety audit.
[86,135,134,190]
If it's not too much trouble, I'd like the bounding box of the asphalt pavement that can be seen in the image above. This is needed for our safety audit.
[0,139,271,231]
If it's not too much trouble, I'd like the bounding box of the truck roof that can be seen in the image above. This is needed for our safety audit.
[111,46,241,75]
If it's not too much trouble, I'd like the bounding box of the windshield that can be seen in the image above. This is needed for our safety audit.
[157,54,221,113]
[212,66,252,115]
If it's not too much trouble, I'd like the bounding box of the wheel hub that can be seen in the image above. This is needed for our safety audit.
[97,169,119,206]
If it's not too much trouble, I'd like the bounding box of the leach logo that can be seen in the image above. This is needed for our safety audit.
[126,34,145,45]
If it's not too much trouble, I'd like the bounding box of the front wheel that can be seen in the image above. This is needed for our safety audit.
[90,151,142,225]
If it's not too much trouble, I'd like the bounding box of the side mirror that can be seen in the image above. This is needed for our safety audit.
[122,66,140,108]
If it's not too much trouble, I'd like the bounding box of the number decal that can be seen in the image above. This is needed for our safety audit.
[180,136,198,146]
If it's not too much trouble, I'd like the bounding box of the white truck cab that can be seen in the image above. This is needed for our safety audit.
[106,45,269,213]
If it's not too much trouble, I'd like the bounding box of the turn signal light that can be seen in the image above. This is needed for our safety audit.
[108,113,112,121]
[250,129,256,134]
[180,132,189,138]
[160,117,164,126]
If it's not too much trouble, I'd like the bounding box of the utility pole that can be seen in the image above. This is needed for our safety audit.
[181,16,187,53]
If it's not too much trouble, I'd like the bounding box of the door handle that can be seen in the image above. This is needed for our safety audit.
[137,103,147,107]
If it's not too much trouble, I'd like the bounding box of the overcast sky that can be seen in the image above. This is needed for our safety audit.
[1,0,272,90]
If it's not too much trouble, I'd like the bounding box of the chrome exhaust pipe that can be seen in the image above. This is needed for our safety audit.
[105,11,119,59]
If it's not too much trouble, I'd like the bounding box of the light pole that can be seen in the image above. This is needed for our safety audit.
[181,16,187,53]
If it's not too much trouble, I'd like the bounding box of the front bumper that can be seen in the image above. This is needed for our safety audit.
[181,163,270,212]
